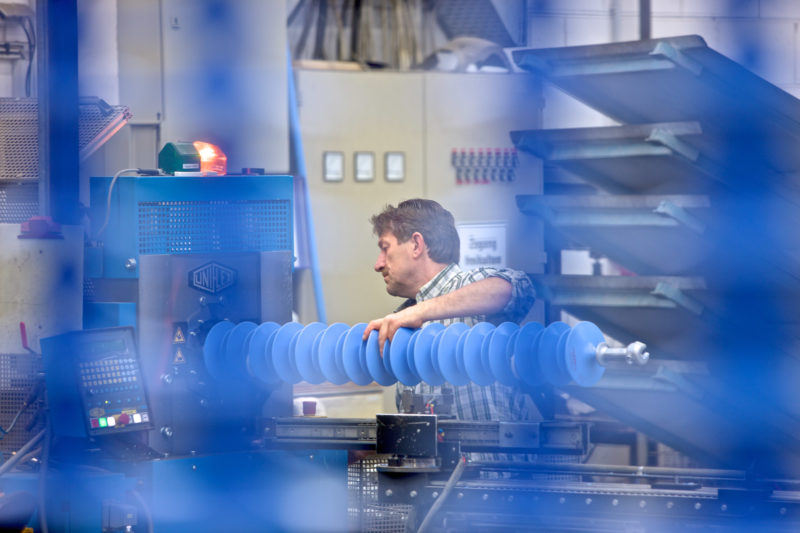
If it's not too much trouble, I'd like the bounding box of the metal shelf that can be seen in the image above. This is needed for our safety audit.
[512,35,800,475]
[518,194,710,276]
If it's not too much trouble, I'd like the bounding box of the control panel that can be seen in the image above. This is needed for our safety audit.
[42,327,153,438]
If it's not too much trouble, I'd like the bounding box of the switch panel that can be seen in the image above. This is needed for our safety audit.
[451,147,519,184]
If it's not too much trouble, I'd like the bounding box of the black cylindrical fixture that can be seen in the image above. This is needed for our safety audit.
[36,0,80,225]
[639,0,652,40]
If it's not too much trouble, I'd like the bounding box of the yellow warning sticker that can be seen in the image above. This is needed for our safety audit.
[173,327,186,344]
[173,348,186,364]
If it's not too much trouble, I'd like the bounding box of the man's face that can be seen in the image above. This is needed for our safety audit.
[374,231,417,298]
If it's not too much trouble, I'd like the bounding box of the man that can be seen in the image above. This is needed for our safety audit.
[363,198,537,422]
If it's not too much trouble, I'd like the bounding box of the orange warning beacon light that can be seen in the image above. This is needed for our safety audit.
[193,141,228,176]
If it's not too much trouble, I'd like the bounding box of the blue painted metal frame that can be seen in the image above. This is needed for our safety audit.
[89,175,294,279]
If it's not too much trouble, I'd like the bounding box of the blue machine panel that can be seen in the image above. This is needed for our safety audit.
[89,175,294,278]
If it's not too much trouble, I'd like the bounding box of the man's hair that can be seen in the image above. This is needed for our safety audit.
[370,198,460,264]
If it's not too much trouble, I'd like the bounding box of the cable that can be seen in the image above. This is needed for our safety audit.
[0,429,44,478]
[0,376,43,438]
[38,421,49,533]
[95,168,161,238]
[130,490,154,533]
[0,403,28,437]
[416,455,467,533]
[22,16,34,97]
[0,15,35,96]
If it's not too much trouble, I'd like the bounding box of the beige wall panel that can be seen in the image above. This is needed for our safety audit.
[422,73,544,275]
[0,224,83,353]
[297,70,426,325]
[298,71,546,326]
[118,0,163,122]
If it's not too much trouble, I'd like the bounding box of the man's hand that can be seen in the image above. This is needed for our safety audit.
[362,278,516,356]
[363,305,425,356]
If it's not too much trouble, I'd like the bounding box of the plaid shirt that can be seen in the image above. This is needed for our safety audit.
[397,263,537,423]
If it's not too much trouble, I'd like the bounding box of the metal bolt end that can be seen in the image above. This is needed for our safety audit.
[721,504,728,512]
[585,498,592,505]
[124,258,137,271]
[432,492,439,499]
[666,501,674,509]
[612,499,619,507]
[457,493,464,499]
[628,341,650,365]
[694,503,702,510]
[482,494,489,501]
[161,374,173,385]
[409,491,417,499]
[385,489,393,497]
[558,497,565,504]
[160,426,173,438]
[780,507,787,515]
[639,500,647,509]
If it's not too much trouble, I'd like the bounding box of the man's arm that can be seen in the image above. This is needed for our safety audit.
[363,277,512,354]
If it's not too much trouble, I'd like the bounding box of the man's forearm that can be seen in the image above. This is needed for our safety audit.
[364,278,513,353]
[414,277,512,323]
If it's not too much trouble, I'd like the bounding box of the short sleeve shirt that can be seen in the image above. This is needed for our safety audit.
[398,263,537,423]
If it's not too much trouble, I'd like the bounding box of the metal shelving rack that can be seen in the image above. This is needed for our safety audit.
[510,35,800,477]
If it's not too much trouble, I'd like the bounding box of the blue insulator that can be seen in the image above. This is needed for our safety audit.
[318,323,350,385]
[203,318,628,389]
[248,322,281,386]
[437,323,470,386]
[271,322,304,384]
[538,322,570,386]
[342,323,372,386]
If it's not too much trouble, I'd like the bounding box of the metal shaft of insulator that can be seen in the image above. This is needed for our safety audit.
[595,341,650,366]
[202,319,647,389]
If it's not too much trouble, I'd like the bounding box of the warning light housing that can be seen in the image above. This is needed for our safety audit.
[193,141,227,176]
[158,141,228,176]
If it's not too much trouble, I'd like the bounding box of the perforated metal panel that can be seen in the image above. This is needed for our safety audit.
[0,98,131,183]
[78,99,133,161]
[0,99,37,180]
[0,354,41,454]
[89,175,294,278]
[0,182,38,222]
[137,199,291,255]
[348,453,412,533]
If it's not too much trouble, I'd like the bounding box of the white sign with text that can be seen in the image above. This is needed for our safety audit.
[457,223,506,270]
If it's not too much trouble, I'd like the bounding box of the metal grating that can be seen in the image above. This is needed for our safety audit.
[435,0,520,47]
[0,182,38,222]
[0,99,37,180]
[137,199,292,255]
[0,354,41,455]
[348,453,412,533]
[78,99,133,161]
[0,97,132,182]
